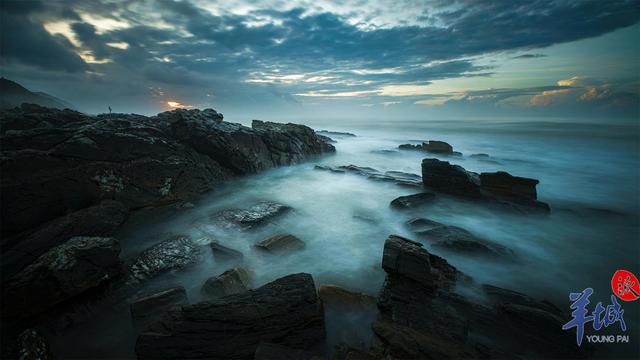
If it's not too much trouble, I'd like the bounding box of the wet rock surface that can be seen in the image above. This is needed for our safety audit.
[254,342,321,360]
[0,105,334,240]
[1,200,128,278]
[209,201,292,231]
[135,273,325,359]
[127,236,202,283]
[130,287,188,324]
[422,158,550,212]
[318,284,376,309]
[370,234,583,359]
[390,192,436,209]
[407,218,514,258]
[209,240,244,261]
[255,234,306,254]
[200,267,252,299]
[315,164,422,188]
[16,328,51,360]
[399,140,454,154]
[2,236,123,319]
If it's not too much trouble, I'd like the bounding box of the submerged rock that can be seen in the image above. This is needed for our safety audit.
[315,164,422,188]
[128,236,202,283]
[2,237,123,319]
[470,153,490,159]
[209,240,244,261]
[135,273,325,359]
[209,201,292,231]
[406,218,514,258]
[316,130,356,137]
[390,192,436,209]
[255,234,305,254]
[130,287,188,323]
[201,267,252,299]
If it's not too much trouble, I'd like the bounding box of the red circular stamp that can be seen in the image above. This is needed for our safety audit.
[611,270,640,301]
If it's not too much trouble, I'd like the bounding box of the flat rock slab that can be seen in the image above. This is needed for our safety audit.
[314,164,422,188]
[201,267,252,299]
[255,234,305,254]
[131,287,188,323]
[135,273,325,360]
[2,236,123,319]
[390,192,436,209]
[128,236,202,283]
[414,223,514,259]
[209,201,292,231]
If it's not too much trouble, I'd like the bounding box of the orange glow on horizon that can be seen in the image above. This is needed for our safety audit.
[167,101,191,109]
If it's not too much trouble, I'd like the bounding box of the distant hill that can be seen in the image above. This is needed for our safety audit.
[0,77,73,110]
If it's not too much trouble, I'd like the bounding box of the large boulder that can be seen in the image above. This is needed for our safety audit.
[399,140,454,154]
[373,234,583,359]
[1,200,128,278]
[2,237,123,319]
[421,158,550,212]
[421,158,481,198]
[255,234,305,254]
[200,267,252,299]
[135,273,325,359]
[389,192,436,209]
[128,236,202,284]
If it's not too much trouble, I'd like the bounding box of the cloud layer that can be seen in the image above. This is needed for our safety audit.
[1,0,638,117]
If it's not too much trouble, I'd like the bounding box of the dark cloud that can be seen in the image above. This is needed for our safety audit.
[0,0,87,72]
[0,0,638,116]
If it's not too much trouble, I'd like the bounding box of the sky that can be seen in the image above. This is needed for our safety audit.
[1,0,639,121]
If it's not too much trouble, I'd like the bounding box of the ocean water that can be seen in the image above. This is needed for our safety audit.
[48,117,640,358]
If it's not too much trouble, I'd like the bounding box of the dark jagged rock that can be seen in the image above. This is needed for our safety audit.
[131,287,188,324]
[389,192,436,209]
[201,267,252,299]
[421,158,481,198]
[1,200,128,278]
[255,234,305,254]
[135,273,325,360]
[209,201,292,231]
[254,342,320,360]
[2,237,123,319]
[0,106,334,240]
[315,164,422,188]
[421,158,550,212]
[128,236,202,283]
[16,328,51,360]
[399,140,454,154]
[480,171,538,201]
[373,234,584,359]
[209,240,244,261]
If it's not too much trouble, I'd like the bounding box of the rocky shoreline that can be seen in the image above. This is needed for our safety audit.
[1,105,579,359]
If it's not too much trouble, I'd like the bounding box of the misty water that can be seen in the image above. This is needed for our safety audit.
[48,118,639,358]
